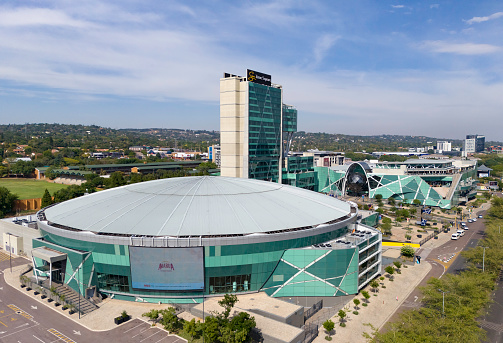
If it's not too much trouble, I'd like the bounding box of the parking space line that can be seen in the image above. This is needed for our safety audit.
[153,336,169,343]
[132,326,151,338]
[140,330,161,342]
[33,335,47,343]
[124,322,144,333]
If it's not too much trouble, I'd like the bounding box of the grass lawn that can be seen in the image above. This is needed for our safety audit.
[0,178,69,199]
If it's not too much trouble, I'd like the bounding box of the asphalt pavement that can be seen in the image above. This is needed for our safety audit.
[0,251,185,343]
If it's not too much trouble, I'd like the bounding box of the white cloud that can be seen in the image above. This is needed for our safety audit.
[0,7,90,27]
[312,34,340,66]
[465,12,503,25]
[391,5,405,9]
[420,40,501,55]
[430,4,439,9]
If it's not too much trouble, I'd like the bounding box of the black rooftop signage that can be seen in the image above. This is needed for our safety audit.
[247,69,271,86]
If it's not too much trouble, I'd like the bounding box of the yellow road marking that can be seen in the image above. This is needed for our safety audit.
[48,328,76,343]
[0,320,7,327]
[382,242,420,248]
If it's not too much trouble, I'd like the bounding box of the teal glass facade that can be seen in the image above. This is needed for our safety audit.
[314,164,478,209]
[248,82,282,182]
[34,221,362,302]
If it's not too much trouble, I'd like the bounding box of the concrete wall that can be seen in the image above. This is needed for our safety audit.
[0,220,40,257]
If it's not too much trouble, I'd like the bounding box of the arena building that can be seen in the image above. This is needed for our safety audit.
[32,176,381,303]
[315,159,478,208]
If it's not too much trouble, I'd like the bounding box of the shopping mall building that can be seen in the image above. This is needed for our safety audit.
[32,176,381,303]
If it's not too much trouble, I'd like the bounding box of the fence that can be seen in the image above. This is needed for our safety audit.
[304,299,323,322]
[419,230,439,246]
[303,323,319,343]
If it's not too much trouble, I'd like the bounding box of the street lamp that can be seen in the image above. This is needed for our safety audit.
[6,232,13,273]
[437,289,449,318]
[481,246,489,272]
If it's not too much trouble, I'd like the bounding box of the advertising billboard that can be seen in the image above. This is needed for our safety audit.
[247,69,271,86]
[130,247,204,291]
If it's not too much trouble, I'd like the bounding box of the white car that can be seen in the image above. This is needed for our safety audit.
[461,222,467,226]
[463,226,469,230]
[478,215,483,218]
[456,229,465,237]
[467,219,473,223]
[472,218,477,222]
[451,233,460,240]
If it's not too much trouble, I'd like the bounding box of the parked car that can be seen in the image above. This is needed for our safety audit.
[463,226,469,230]
[478,215,483,218]
[461,222,467,226]
[472,218,477,222]
[467,219,473,223]
[451,233,460,240]
[456,229,465,237]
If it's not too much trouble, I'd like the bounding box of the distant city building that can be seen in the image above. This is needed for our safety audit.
[301,150,345,167]
[464,135,485,154]
[208,144,221,167]
[436,141,451,152]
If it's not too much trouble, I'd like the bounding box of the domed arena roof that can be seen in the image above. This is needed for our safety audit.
[42,176,351,237]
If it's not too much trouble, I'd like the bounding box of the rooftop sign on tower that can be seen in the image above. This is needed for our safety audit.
[247,69,271,86]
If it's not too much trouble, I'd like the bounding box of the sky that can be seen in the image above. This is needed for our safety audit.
[0,1,502,141]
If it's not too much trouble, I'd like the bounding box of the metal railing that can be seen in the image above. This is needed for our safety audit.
[304,299,323,322]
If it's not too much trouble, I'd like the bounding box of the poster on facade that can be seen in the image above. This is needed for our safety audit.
[129,246,204,290]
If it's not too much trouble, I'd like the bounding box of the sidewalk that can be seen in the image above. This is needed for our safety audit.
[3,264,173,331]
[313,260,431,343]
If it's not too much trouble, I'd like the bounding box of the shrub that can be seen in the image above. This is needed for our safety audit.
[401,245,415,258]
[362,303,368,307]
[353,311,359,315]
[340,323,346,327]
[325,336,333,341]
[122,310,129,319]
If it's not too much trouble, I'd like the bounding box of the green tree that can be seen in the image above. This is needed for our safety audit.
[381,222,392,236]
[370,280,379,293]
[41,189,53,208]
[0,187,18,218]
[353,298,360,310]
[374,194,383,201]
[413,199,422,206]
[203,316,221,343]
[385,265,395,279]
[159,307,181,332]
[388,197,396,206]
[218,294,238,319]
[393,261,402,273]
[337,309,346,323]
[142,309,159,323]
[361,290,370,303]
[323,319,335,335]
[183,318,202,341]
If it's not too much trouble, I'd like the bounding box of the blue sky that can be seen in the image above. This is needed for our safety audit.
[0,1,502,140]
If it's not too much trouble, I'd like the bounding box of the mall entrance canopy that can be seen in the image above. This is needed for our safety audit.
[31,246,67,287]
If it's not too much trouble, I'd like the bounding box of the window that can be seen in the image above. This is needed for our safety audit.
[209,274,251,294]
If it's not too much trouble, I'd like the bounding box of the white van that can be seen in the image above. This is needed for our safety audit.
[451,233,460,240]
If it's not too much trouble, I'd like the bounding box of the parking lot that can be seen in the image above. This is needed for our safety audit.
[0,249,188,343]
[99,320,184,343]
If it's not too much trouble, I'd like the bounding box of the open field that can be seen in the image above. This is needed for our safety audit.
[0,178,69,199]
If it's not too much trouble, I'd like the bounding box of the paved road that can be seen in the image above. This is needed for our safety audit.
[0,251,181,343]
[384,206,490,323]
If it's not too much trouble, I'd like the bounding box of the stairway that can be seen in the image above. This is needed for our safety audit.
[42,281,98,315]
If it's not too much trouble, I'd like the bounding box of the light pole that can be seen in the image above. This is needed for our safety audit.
[482,246,488,272]
[7,232,12,272]
[437,289,449,318]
